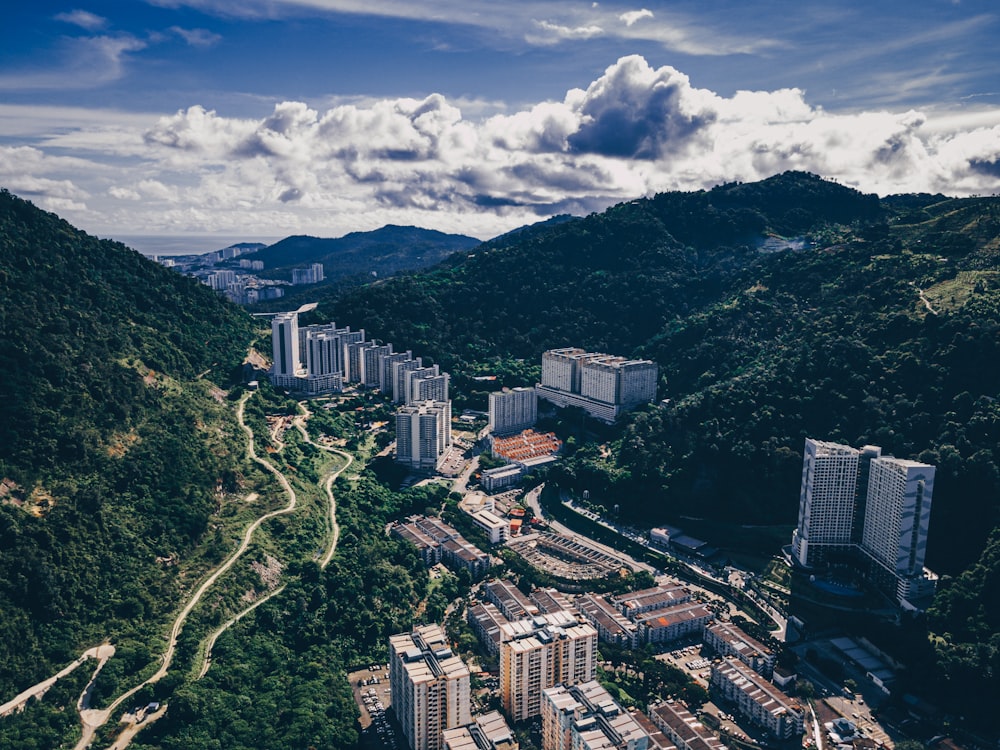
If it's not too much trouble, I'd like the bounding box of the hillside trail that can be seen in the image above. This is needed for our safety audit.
[196,401,352,681]
[76,390,301,750]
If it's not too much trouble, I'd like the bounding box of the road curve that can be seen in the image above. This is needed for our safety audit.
[75,391,300,750]
[291,402,353,570]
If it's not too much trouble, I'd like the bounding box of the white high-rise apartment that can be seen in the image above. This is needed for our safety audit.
[396,401,452,470]
[393,358,425,403]
[791,439,878,568]
[389,624,472,750]
[541,681,649,750]
[406,366,448,404]
[489,387,538,436]
[790,438,938,606]
[270,312,301,387]
[499,613,597,721]
[861,456,935,600]
[537,348,658,423]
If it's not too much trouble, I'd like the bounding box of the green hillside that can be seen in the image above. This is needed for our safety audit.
[0,189,255,698]
[321,172,998,574]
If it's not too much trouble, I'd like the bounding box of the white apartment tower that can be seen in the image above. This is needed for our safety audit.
[861,456,935,602]
[390,624,472,750]
[407,366,449,405]
[537,348,658,423]
[791,439,869,568]
[489,387,538,436]
[791,438,938,606]
[270,312,302,387]
[396,401,452,470]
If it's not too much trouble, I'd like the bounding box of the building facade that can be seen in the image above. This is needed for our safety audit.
[389,624,472,750]
[489,387,538,436]
[396,401,452,471]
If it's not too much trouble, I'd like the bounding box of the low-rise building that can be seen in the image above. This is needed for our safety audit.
[482,465,524,492]
[530,588,576,615]
[648,701,723,750]
[575,593,640,649]
[484,579,539,621]
[611,585,691,618]
[633,602,712,645]
[703,621,775,679]
[468,508,509,545]
[442,711,518,750]
[391,516,491,578]
[709,658,804,739]
[467,603,510,657]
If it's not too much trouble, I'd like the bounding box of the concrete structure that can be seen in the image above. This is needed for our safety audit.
[391,515,491,578]
[790,438,938,607]
[530,588,576,616]
[575,593,640,649]
[611,585,691,618]
[791,439,877,568]
[468,508,509,545]
[484,579,538,621]
[468,603,510,657]
[860,456,936,604]
[390,624,472,750]
[491,430,562,464]
[500,615,598,721]
[396,401,452,471]
[633,602,712,645]
[536,348,658,424]
[291,262,325,285]
[703,621,775,679]
[381,351,414,393]
[649,701,724,750]
[393,358,426,403]
[363,343,394,388]
[443,711,518,750]
[481,465,524,493]
[709,658,804,739]
[541,681,649,750]
[406,366,449,405]
[270,312,302,388]
[489,388,538,436]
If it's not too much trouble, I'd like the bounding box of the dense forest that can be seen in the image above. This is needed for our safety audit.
[0,188,255,700]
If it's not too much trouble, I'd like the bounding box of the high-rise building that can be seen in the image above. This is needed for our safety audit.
[536,348,658,424]
[291,262,325,285]
[363,343,394,388]
[499,613,597,721]
[381,351,414,393]
[393,358,425,403]
[790,439,872,568]
[406,366,448,404]
[390,624,472,750]
[790,438,937,607]
[270,312,302,387]
[396,401,452,470]
[489,388,538,436]
[860,456,935,602]
[541,681,649,750]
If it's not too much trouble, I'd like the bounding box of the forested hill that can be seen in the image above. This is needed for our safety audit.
[0,189,255,697]
[321,171,1000,575]
[245,224,480,282]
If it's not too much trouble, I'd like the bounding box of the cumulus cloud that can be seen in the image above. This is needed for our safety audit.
[620,9,653,26]
[531,20,604,43]
[6,55,1000,238]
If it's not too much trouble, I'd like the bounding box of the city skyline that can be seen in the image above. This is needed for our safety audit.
[2,1,999,250]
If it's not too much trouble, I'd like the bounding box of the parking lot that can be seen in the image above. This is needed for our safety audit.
[348,663,400,750]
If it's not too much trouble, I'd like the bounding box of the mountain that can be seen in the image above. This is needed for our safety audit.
[0,189,255,701]
[244,224,480,283]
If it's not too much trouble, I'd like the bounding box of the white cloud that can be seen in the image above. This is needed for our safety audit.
[4,55,1000,239]
[0,34,146,91]
[54,10,108,30]
[530,20,604,43]
[169,26,223,46]
[619,9,653,27]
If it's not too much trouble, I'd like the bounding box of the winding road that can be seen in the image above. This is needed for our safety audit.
[71,390,352,750]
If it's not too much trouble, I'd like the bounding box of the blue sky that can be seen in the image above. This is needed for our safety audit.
[2,0,999,250]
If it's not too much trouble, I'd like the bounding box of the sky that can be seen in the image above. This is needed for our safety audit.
[2,1,1000,252]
